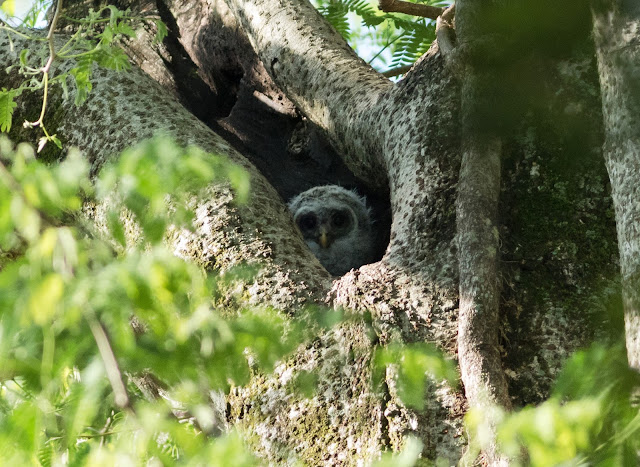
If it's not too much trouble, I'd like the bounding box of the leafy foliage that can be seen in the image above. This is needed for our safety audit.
[374,342,458,410]
[0,88,19,132]
[0,2,166,149]
[311,0,445,71]
[0,135,327,464]
[466,344,640,466]
[0,133,459,464]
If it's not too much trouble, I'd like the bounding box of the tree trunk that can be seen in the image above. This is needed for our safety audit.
[591,0,640,369]
[0,0,625,464]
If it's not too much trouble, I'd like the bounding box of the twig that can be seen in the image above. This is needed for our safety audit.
[87,315,131,409]
[368,34,402,65]
[26,0,62,142]
[44,0,62,72]
[378,0,444,20]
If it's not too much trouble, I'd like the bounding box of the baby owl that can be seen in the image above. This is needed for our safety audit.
[288,185,375,276]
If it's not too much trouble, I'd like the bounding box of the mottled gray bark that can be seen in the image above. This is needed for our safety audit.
[591,0,640,369]
[0,0,624,464]
[0,32,331,309]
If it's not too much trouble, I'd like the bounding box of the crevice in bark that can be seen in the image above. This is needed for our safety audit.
[154,0,241,121]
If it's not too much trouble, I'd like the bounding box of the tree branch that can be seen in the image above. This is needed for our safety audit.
[456,132,510,465]
[378,0,445,19]
[436,4,456,63]
[382,64,412,78]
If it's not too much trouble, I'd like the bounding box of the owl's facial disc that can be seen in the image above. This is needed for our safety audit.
[295,208,356,249]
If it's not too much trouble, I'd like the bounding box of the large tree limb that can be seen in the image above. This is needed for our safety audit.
[591,0,640,369]
[0,32,332,310]
[222,0,392,187]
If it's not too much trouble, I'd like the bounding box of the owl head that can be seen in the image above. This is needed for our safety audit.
[288,185,375,276]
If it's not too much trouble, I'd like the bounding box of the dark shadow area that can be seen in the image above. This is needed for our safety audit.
[170,9,393,266]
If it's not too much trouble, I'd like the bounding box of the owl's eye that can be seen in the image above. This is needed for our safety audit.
[331,211,349,228]
[298,213,317,231]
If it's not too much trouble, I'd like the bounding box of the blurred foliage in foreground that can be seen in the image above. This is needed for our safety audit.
[0,135,455,465]
[466,343,640,466]
[0,136,280,464]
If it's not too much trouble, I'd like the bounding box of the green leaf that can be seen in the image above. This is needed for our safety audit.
[70,65,93,106]
[50,134,62,149]
[227,164,250,204]
[94,46,131,71]
[19,48,29,67]
[116,22,137,39]
[155,20,168,43]
[10,194,40,243]
[374,342,458,410]
[373,437,423,467]
[106,209,126,247]
[0,88,18,133]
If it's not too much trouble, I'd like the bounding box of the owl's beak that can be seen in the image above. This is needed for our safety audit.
[319,228,330,248]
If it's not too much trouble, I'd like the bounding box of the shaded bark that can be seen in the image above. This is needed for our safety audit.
[591,0,640,369]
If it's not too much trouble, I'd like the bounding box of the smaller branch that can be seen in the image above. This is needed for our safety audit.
[382,64,413,78]
[0,25,32,39]
[378,0,444,20]
[57,25,84,56]
[44,0,63,72]
[31,70,49,127]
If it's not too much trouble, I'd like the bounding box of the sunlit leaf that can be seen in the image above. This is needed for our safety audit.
[28,273,64,325]
[10,194,40,243]
[0,0,15,17]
